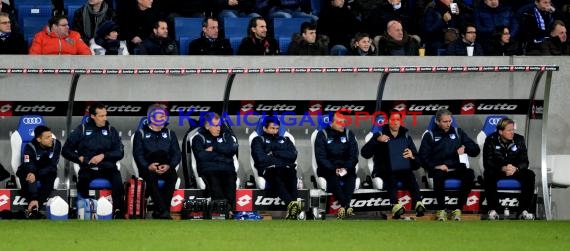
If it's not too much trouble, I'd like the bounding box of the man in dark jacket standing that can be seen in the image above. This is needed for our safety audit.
[133,103,180,219]
[315,112,358,219]
[483,118,535,220]
[62,102,125,218]
[361,112,425,219]
[237,17,279,55]
[251,116,299,219]
[192,113,239,212]
[419,109,480,221]
[188,17,233,55]
[17,126,61,213]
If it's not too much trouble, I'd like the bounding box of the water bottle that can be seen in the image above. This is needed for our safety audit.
[504,207,510,217]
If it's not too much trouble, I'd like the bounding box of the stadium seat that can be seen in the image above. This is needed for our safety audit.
[476,115,522,190]
[187,124,240,190]
[178,37,191,55]
[222,17,250,55]
[66,5,82,28]
[17,3,52,32]
[273,18,311,55]
[422,115,469,189]
[22,16,48,45]
[248,116,298,189]
[310,114,360,191]
[130,116,181,189]
[73,115,120,191]
[173,17,202,42]
[10,115,59,189]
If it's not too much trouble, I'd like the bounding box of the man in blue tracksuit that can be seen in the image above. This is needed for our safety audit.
[17,125,61,213]
[419,109,480,221]
[62,102,125,218]
[192,113,239,212]
[315,112,359,219]
[483,117,535,220]
[251,116,299,219]
[133,103,180,219]
[361,112,425,219]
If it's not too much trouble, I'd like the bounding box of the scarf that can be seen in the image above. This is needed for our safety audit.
[534,7,545,31]
[82,2,109,40]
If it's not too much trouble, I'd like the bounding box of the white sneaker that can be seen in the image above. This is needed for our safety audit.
[519,210,535,220]
[488,210,500,220]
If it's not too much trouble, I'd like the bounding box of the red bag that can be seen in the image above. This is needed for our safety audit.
[125,176,146,219]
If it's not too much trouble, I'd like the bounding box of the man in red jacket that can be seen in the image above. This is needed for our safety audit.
[29,15,91,55]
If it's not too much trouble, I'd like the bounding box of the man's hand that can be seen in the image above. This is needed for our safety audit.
[403,148,414,159]
[457,145,465,155]
[435,164,448,172]
[27,200,39,211]
[132,36,142,44]
[335,167,347,176]
[503,164,517,176]
[79,156,85,163]
[148,162,159,173]
[377,134,390,143]
[89,154,104,165]
[229,0,238,6]
[157,164,170,174]
[205,146,213,152]
[25,173,36,183]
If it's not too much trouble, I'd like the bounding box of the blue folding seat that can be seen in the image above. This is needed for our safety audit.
[223,17,250,55]
[173,17,203,42]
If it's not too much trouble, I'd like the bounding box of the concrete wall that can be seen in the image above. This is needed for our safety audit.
[0,56,568,218]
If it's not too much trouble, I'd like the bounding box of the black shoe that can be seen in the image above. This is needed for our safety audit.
[113,209,125,219]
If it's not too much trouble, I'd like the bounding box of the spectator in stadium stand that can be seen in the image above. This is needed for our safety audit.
[286,21,329,55]
[483,118,536,220]
[119,0,161,54]
[258,0,318,22]
[62,102,125,219]
[423,0,466,55]
[539,20,569,55]
[192,113,239,214]
[188,17,233,55]
[90,20,129,55]
[517,0,557,55]
[474,0,519,53]
[250,116,301,220]
[72,0,117,44]
[29,16,91,55]
[135,19,178,55]
[16,126,61,215]
[216,0,261,19]
[314,111,359,219]
[486,25,523,55]
[237,16,279,55]
[419,108,480,221]
[376,20,420,56]
[132,103,180,220]
[349,32,377,55]
[0,11,27,54]
[361,112,426,219]
[317,0,362,55]
[0,1,20,33]
[363,0,411,39]
[446,23,484,55]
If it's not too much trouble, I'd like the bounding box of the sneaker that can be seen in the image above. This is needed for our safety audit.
[436,210,447,221]
[391,204,405,219]
[337,207,346,219]
[518,210,535,220]
[346,207,355,217]
[285,201,298,220]
[415,202,426,217]
[451,209,462,221]
[488,210,500,220]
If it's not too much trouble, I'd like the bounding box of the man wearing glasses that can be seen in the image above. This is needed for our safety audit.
[446,23,484,55]
[0,12,27,54]
[29,15,91,55]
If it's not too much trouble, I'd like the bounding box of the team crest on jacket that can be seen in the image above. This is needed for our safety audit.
[85,130,93,136]
[49,152,54,158]
[340,137,347,143]
[145,133,151,138]
[327,139,333,144]
[217,137,223,143]
[102,130,108,136]
[278,139,285,144]
[265,138,271,144]
[162,132,168,138]
[450,134,456,140]
[511,145,518,152]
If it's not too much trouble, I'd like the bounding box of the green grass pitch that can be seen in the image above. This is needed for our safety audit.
[1,220,569,251]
